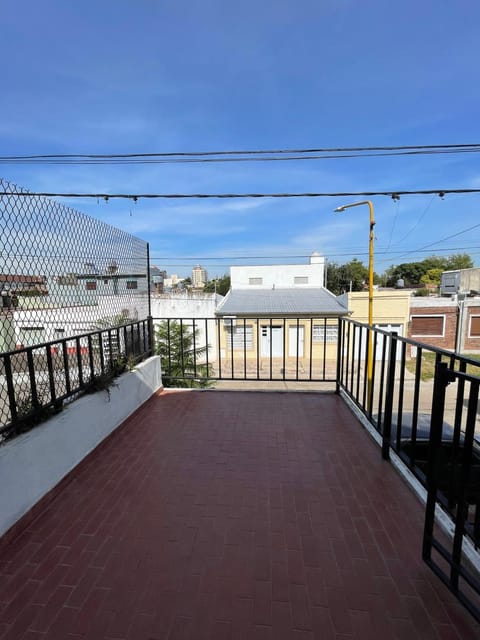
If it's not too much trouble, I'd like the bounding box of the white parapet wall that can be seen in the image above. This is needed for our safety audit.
[0,355,162,538]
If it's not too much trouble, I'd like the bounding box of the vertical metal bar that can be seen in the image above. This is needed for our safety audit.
[217,317,222,379]
[296,318,300,380]
[350,324,356,394]
[76,337,84,387]
[108,330,114,369]
[344,321,351,393]
[269,318,273,381]
[308,318,316,382]
[356,325,363,402]
[88,334,95,381]
[282,318,286,381]
[450,379,479,591]
[362,325,368,409]
[382,333,397,460]
[376,333,387,431]
[423,362,451,562]
[62,339,71,395]
[180,319,185,377]
[448,360,466,508]
[205,318,210,377]
[395,341,406,452]
[410,347,423,467]
[46,345,56,403]
[98,331,105,374]
[230,319,234,379]
[336,317,342,394]
[167,319,172,378]
[243,318,247,380]
[192,318,197,378]
[256,319,260,380]
[3,354,18,423]
[26,349,39,407]
[322,318,326,381]
[368,331,378,420]
[136,321,141,355]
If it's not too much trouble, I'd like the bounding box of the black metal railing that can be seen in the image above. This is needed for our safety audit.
[423,362,480,622]
[337,317,480,619]
[0,319,153,442]
[152,316,339,385]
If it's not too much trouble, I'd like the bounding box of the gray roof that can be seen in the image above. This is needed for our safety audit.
[216,288,348,316]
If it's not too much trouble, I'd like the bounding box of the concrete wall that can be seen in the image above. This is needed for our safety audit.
[0,355,162,538]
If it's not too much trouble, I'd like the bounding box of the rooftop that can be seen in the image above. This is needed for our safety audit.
[216,288,348,316]
[0,390,478,639]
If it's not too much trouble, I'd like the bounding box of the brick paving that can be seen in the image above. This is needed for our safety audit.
[0,390,479,639]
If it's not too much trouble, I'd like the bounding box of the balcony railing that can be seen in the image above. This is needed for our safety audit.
[152,316,339,384]
[0,319,152,442]
[337,317,480,620]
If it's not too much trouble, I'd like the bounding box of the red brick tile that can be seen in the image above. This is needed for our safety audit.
[326,586,353,636]
[290,584,312,631]
[253,580,272,626]
[0,391,478,640]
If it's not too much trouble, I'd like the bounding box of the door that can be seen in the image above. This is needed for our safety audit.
[261,326,284,357]
[288,325,305,358]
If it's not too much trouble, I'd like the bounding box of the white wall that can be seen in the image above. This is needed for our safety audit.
[151,292,219,362]
[231,256,325,289]
[0,356,162,538]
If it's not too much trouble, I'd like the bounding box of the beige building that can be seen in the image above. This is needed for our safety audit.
[347,290,411,337]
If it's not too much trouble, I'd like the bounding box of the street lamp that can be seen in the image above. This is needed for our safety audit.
[334,200,376,410]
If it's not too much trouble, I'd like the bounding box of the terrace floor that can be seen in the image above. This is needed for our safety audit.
[0,390,479,639]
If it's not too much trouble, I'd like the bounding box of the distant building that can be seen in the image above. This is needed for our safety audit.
[192,265,208,289]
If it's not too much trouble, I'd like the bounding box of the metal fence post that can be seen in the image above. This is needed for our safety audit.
[335,317,342,394]
[422,361,452,561]
[382,332,397,460]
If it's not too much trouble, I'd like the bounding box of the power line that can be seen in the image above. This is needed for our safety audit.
[2,143,480,160]
[2,188,480,200]
[4,148,480,165]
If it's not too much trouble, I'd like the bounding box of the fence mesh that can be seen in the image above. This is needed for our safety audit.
[0,178,149,434]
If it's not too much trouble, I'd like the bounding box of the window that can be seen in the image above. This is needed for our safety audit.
[410,315,445,337]
[294,276,309,285]
[126,280,138,289]
[85,281,97,290]
[226,324,254,349]
[313,324,338,343]
[249,277,263,285]
[469,315,480,337]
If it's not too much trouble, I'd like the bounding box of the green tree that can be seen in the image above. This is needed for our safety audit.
[204,274,231,296]
[420,268,443,287]
[326,259,374,295]
[154,320,213,388]
[445,253,474,270]
[384,253,474,287]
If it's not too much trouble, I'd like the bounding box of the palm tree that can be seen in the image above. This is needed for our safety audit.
[154,320,213,388]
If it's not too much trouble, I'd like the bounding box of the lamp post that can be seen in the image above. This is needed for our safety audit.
[334,200,376,410]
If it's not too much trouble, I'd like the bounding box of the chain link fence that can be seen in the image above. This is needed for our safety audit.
[0,178,150,439]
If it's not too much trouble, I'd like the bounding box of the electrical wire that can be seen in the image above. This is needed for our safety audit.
[2,142,480,161]
[3,148,480,165]
[2,188,480,199]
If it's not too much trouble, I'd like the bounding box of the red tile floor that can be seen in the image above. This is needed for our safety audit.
[0,390,479,639]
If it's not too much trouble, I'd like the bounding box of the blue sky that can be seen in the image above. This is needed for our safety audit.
[2,0,480,278]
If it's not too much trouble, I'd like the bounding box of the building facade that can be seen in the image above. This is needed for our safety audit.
[192,265,208,289]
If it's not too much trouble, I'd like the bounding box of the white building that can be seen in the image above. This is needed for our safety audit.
[228,252,325,289]
[192,265,208,288]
